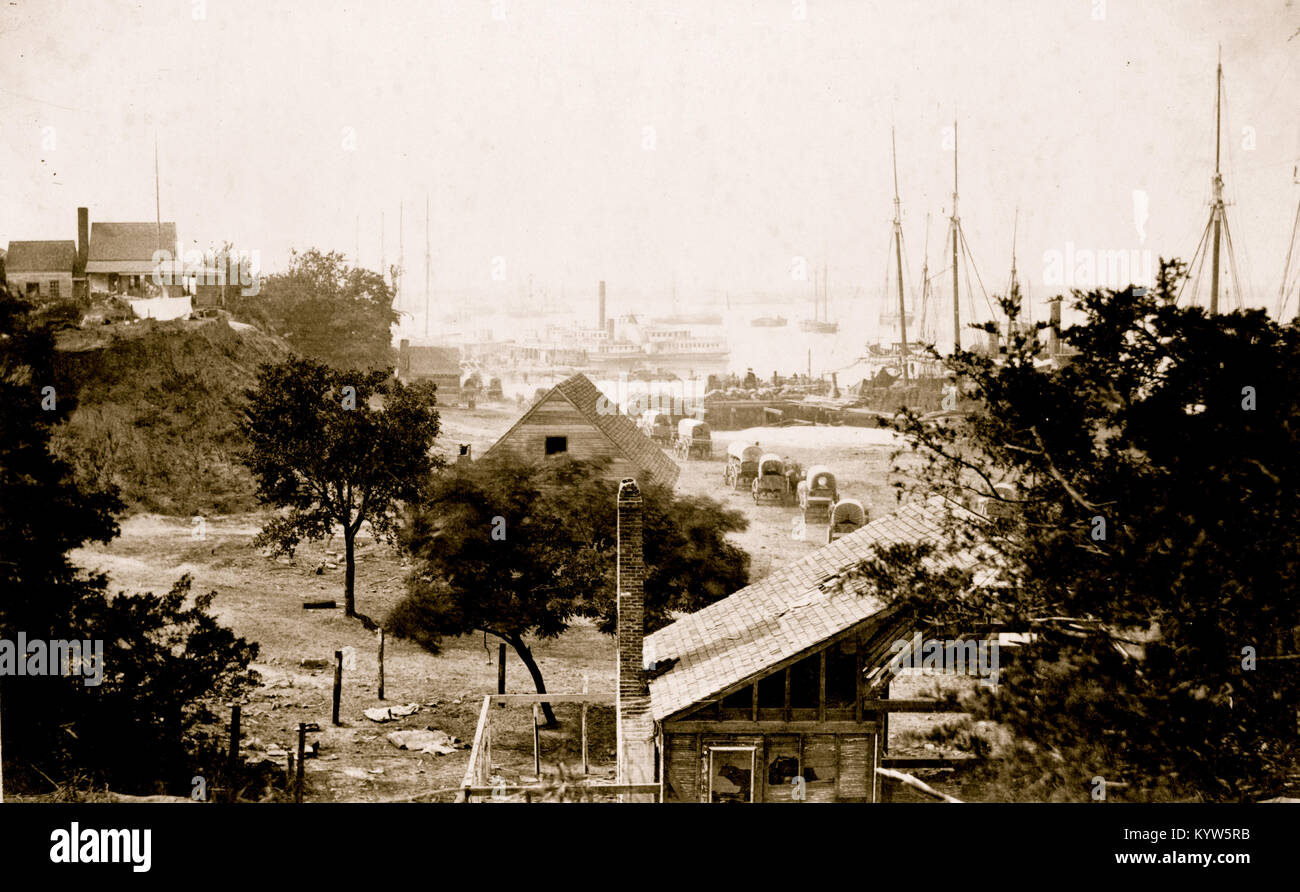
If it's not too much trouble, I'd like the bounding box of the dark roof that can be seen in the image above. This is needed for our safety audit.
[484,373,681,490]
[87,222,177,263]
[644,496,993,721]
[406,345,461,376]
[5,240,75,273]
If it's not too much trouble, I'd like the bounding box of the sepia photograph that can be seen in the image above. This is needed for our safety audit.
[1,0,1296,876]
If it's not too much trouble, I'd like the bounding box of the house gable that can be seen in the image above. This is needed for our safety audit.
[483,373,680,489]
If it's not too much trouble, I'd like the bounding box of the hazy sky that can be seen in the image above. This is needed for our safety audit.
[2,0,1298,316]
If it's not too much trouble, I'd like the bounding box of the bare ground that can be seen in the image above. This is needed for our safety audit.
[69,404,974,801]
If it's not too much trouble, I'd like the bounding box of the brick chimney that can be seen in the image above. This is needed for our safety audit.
[76,207,88,274]
[598,280,606,332]
[74,207,89,303]
[616,478,656,799]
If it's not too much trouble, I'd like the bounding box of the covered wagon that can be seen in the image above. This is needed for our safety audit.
[640,410,675,445]
[797,465,838,521]
[725,441,763,490]
[674,418,713,460]
[826,499,867,542]
[751,453,789,504]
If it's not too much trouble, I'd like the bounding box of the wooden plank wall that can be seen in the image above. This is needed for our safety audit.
[664,729,880,802]
[495,393,640,479]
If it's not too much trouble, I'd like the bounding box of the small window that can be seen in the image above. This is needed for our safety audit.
[49,280,60,298]
[544,436,567,455]
[708,747,755,803]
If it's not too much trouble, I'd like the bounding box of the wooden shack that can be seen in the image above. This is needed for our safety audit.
[397,340,462,403]
[639,496,983,802]
[483,373,680,490]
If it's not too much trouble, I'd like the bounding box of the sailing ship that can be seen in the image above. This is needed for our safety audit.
[799,261,839,333]
[750,314,788,327]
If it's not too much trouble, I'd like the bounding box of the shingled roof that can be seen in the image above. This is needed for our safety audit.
[644,495,993,721]
[86,222,177,272]
[484,373,681,490]
[406,345,461,376]
[5,240,76,273]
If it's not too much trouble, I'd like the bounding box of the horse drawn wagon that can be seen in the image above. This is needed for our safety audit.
[725,441,763,490]
[751,453,790,504]
[826,498,867,542]
[796,465,838,521]
[674,418,713,460]
[640,410,675,445]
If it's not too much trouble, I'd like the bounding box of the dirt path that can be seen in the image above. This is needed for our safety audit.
[69,406,958,801]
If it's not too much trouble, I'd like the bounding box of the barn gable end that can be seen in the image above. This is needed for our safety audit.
[482,373,680,490]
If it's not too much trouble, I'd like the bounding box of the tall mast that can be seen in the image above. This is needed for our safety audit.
[1008,206,1019,344]
[891,127,909,383]
[398,199,404,311]
[154,133,162,254]
[1278,160,1300,320]
[813,266,819,320]
[1210,46,1223,314]
[950,119,961,351]
[381,211,386,289]
[919,212,932,343]
[822,258,829,322]
[1177,50,1244,312]
[424,194,431,339]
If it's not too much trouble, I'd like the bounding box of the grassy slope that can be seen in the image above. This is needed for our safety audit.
[50,317,290,516]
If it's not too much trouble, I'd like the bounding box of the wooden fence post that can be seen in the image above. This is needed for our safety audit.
[295,723,306,803]
[227,704,241,800]
[377,628,385,701]
[532,702,541,777]
[497,643,506,695]
[332,650,343,726]
[580,674,589,776]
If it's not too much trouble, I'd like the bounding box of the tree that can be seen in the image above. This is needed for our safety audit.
[871,261,1300,801]
[0,285,258,793]
[230,249,398,371]
[242,356,443,623]
[389,456,750,726]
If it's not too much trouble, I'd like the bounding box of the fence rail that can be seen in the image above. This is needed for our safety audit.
[459,695,494,797]
[458,691,619,802]
[461,783,660,803]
